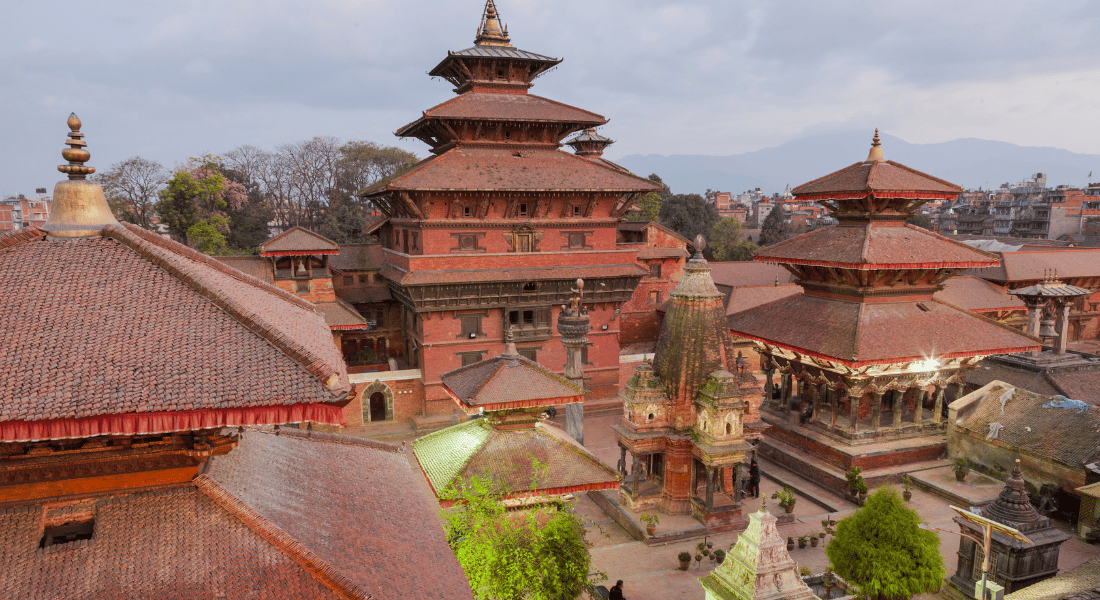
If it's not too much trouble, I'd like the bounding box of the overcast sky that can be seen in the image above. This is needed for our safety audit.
[2,0,1099,197]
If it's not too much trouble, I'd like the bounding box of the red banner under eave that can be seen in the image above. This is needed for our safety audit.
[0,403,346,443]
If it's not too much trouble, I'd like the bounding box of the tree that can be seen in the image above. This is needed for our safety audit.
[98,156,167,228]
[186,216,230,256]
[660,193,718,243]
[647,173,672,201]
[906,214,933,231]
[441,470,597,600]
[826,488,944,600]
[757,205,789,247]
[625,192,662,222]
[323,194,370,244]
[709,217,758,261]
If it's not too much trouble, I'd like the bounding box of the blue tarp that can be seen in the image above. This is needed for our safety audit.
[1042,396,1093,414]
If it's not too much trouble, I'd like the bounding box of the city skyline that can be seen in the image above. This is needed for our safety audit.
[2,0,1099,196]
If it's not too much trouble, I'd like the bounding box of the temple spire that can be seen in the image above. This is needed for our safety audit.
[474,0,512,47]
[866,128,885,162]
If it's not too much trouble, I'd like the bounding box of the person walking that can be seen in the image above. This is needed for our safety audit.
[609,580,625,600]
[748,459,761,498]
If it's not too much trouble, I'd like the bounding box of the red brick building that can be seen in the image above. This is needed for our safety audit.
[358,1,662,416]
[0,116,472,599]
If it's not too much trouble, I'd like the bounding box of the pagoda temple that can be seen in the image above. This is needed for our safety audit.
[359,0,661,415]
[0,115,472,599]
[728,131,1041,490]
[413,326,618,506]
[613,236,760,531]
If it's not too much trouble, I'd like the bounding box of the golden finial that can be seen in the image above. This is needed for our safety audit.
[474,0,512,46]
[866,128,885,163]
[58,113,95,180]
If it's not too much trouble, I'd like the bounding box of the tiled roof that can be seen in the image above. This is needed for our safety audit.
[215,255,274,283]
[754,224,999,269]
[259,226,339,255]
[364,147,662,195]
[728,294,1040,367]
[934,276,1025,313]
[397,93,606,134]
[1004,555,1100,600]
[0,430,473,599]
[966,361,1100,406]
[441,350,584,411]
[955,382,1100,468]
[413,419,619,500]
[725,285,802,316]
[709,262,797,288]
[435,44,560,63]
[315,299,369,328]
[791,159,961,199]
[380,263,647,286]
[327,243,385,272]
[967,249,1100,283]
[0,224,348,425]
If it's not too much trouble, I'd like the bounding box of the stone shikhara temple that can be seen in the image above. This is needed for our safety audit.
[948,461,1070,598]
[614,237,764,531]
[728,132,1041,490]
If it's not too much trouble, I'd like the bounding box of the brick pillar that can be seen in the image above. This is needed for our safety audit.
[892,389,904,428]
[933,385,945,423]
[872,391,883,431]
[661,439,693,515]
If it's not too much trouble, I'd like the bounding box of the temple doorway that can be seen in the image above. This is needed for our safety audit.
[369,392,387,422]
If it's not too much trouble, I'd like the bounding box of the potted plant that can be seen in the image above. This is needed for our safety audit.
[845,466,864,497]
[771,487,797,513]
[954,458,970,482]
[798,535,807,549]
[695,553,704,568]
[800,566,812,577]
[787,536,795,552]
[902,474,914,502]
[714,549,726,565]
[641,513,659,536]
[698,542,710,557]
[678,551,692,570]
[810,531,820,547]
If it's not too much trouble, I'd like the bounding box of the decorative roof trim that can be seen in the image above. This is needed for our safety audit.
[195,474,371,600]
[259,249,341,257]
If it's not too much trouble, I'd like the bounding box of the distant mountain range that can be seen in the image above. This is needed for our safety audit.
[613,131,1100,197]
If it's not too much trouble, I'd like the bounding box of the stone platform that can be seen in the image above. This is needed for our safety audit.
[757,412,949,495]
[908,464,1004,507]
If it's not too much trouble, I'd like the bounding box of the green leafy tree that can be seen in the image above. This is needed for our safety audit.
[826,488,944,600]
[757,205,789,247]
[647,173,672,201]
[625,192,662,222]
[660,193,718,243]
[709,217,758,261]
[156,157,230,244]
[186,216,230,255]
[906,214,933,231]
[441,469,597,600]
[323,195,370,243]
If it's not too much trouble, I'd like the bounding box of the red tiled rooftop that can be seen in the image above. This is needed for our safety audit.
[727,293,1040,367]
[966,248,1100,283]
[709,261,797,288]
[397,93,606,135]
[0,224,348,431]
[792,159,961,200]
[0,429,473,600]
[754,223,999,269]
[259,226,339,256]
[441,350,584,412]
[934,276,1026,313]
[365,147,661,195]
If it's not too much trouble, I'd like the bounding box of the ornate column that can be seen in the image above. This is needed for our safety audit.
[705,466,715,510]
[914,389,926,425]
[872,390,883,431]
[829,385,839,427]
[811,382,823,422]
[848,391,860,433]
[557,278,591,444]
[764,367,775,407]
[617,445,628,477]
[732,463,742,509]
[933,385,945,423]
[781,374,791,408]
[631,452,640,500]
[892,389,904,428]
[1055,301,1072,354]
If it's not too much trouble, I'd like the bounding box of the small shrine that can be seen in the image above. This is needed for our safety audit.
[948,461,1070,598]
[700,500,817,600]
[613,236,761,531]
[728,131,1041,488]
[413,328,618,506]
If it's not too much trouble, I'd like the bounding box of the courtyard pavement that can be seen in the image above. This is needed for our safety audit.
[362,406,1100,600]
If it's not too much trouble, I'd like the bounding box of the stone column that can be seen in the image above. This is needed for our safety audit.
[618,445,628,478]
[872,391,883,431]
[1055,301,1072,354]
[733,463,742,509]
[914,390,926,425]
[781,374,791,408]
[705,466,715,511]
[933,385,945,423]
[764,368,775,406]
[557,281,591,445]
[892,389,904,428]
[631,453,640,500]
[811,382,822,422]
[849,392,860,433]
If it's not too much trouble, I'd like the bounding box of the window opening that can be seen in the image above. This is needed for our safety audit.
[648,290,660,304]
[522,281,538,293]
[463,205,472,217]
[518,203,528,217]
[343,276,353,285]
[573,205,581,216]
[359,274,369,283]
[460,314,484,338]
[650,262,661,279]
[40,520,95,549]
[518,347,537,362]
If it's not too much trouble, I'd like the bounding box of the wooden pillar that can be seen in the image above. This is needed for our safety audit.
[933,385,945,423]
[892,389,904,428]
[764,368,775,406]
[915,389,926,425]
[829,386,839,427]
[811,382,821,422]
[733,463,742,509]
[631,453,640,501]
[618,445,628,478]
[705,466,715,511]
[849,392,860,433]
[781,374,791,408]
[872,390,883,431]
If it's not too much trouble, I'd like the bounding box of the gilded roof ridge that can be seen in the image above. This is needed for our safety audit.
[194,474,372,600]
[103,223,348,396]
